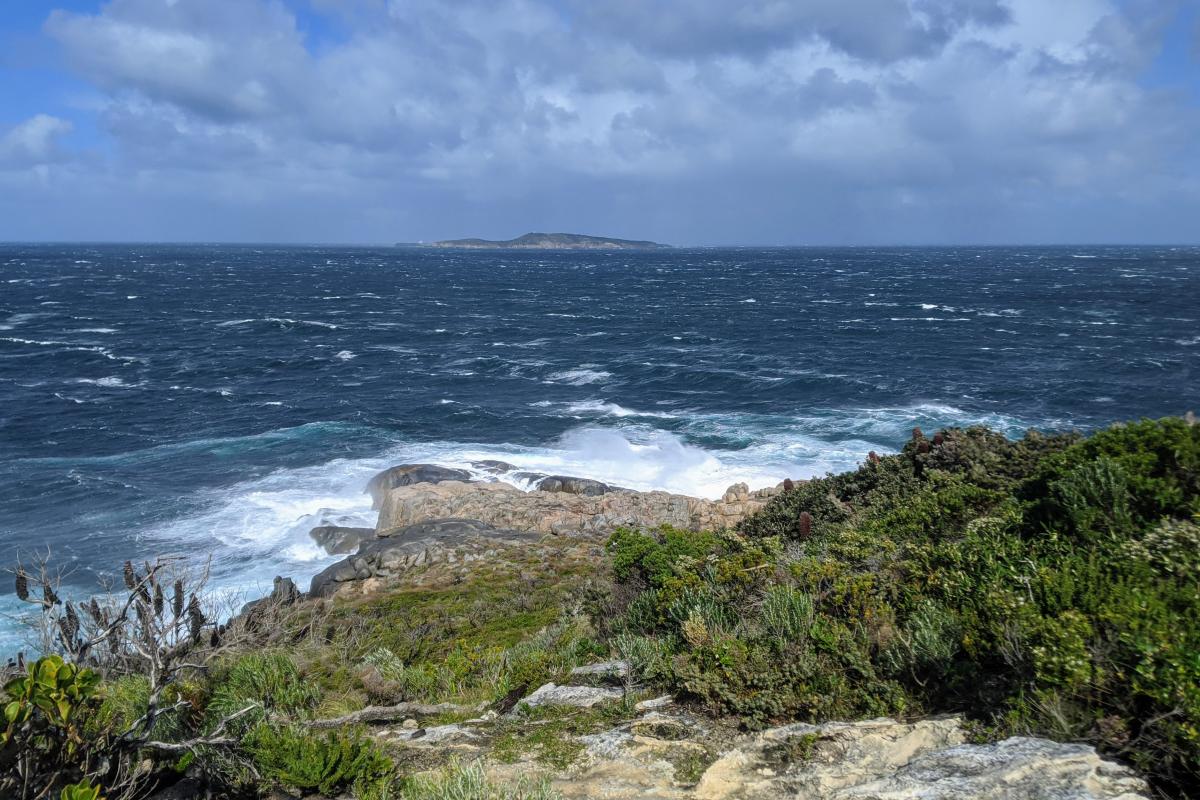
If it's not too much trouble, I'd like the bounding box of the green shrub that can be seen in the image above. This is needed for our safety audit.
[245,724,393,798]
[399,759,561,800]
[604,418,1200,795]
[1,656,102,798]
[207,651,318,732]
[58,780,103,800]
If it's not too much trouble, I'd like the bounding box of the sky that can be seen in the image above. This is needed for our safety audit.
[0,0,1198,245]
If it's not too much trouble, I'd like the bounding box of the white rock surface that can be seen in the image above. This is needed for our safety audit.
[518,682,625,709]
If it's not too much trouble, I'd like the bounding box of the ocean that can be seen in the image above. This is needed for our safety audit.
[1,244,1197,651]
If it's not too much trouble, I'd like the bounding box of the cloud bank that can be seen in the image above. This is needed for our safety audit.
[1,0,1197,243]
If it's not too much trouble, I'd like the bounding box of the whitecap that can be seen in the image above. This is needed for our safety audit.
[335,350,356,361]
[75,377,136,388]
[545,368,612,386]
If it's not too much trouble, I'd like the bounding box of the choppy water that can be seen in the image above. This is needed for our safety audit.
[1,244,1197,649]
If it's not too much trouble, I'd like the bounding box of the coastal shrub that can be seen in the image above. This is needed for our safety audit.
[1,656,102,797]
[58,780,104,800]
[605,418,1200,795]
[245,723,394,798]
[206,651,318,732]
[398,759,561,800]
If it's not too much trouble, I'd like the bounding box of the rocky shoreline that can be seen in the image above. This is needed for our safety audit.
[232,461,1156,799]
[306,462,782,599]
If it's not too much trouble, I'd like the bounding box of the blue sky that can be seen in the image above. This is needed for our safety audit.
[0,0,1198,244]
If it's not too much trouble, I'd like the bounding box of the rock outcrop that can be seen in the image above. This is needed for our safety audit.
[308,525,374,555]
[375,480,779,537]
[366,464,474,509]
[480,714,1149,800]
[309,518,542,598]
[532,475,622,496]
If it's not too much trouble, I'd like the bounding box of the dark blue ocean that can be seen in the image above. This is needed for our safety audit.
[2,244,1197,648]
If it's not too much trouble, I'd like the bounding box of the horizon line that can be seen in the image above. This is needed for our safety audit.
[2,240,1199,249]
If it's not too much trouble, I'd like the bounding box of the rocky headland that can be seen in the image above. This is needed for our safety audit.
[11,417,1197,800]
[278,458,1155,799]
[309,464,780,599]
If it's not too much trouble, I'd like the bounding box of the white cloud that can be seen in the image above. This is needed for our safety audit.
[3,0,1195,243]
[0,115,74,168]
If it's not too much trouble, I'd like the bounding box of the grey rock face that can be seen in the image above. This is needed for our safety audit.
[308,525,375,555]
[376,480,773,537]
[237,575,303,619]
[308,518,541,597]
[535,475,622,496]
[366,464,473,508]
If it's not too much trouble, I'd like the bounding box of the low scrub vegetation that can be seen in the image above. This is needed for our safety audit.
[3,417,1196,797]
[604,418,1200,796]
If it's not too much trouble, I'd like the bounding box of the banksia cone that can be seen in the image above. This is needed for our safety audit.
[173,580,184,619]
[43,583,60,608]
[14,570,29,602]
[912,427,924,441]
[153,583,164,618]
[783,478,795,491]
[917,440,931,454]
[61,602,80,642]
[798,511,813,539]
[123,561,136,590]
[187,595,205,642]
[932,431,944,446]
[867,451,880,465]
[86,598,104,624]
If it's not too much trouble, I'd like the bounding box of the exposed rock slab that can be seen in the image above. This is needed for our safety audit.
[691,717,1148,800]
[518,683,625,709]
[376,480,775,537]
[309,518,541,597]
[838,735,1150,800]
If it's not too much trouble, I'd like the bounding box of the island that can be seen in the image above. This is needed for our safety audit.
[412,232,671,250]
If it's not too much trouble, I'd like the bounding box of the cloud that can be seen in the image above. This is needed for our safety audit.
[567,0,1011,63]
[0,115,74,169]
[3,0,1195,243]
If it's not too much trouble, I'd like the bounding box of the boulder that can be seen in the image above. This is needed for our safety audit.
[535,475,622,496]
[366,464,473,509]
[309,518,541,597]
[308,525,375,555]
[471,460,519,474]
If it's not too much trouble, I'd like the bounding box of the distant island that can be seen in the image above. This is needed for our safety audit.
[404,232,671,250]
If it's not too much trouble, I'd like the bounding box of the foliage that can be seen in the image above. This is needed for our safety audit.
[245,723,394,798]
[1,656,102,797]
[59,780,104,800]
[607,418,1200,796]
[398,759,561,800]
[206,651,317,732]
